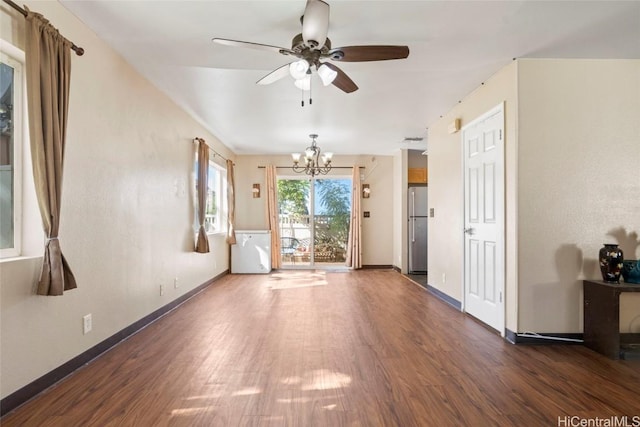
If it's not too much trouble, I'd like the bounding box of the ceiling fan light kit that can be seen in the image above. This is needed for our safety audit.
[289,59,310,80]
[294,75,311,91]
[212,0,409,96]
[211,0,411,160]
[317,64,337,86]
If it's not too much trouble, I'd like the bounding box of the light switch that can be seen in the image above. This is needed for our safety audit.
[430,208,435,217]
[363,211,370,218]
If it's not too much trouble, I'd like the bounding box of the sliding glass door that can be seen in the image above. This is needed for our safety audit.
[278,178,311,267]
[278,176,351,268]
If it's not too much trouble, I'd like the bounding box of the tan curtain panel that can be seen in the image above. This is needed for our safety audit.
[226,159,236,245]
[265,165,281,269]
[346,166,362,269]
[25,8,77,295]
[195,139,210,253]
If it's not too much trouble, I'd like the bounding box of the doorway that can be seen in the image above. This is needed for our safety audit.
[462,103,505,334]
[277,176,352,268]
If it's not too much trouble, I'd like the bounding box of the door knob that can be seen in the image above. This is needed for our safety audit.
[464,227,475,235]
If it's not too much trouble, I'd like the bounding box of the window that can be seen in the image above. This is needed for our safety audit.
[0,43,24,258]
[195,156,227,235]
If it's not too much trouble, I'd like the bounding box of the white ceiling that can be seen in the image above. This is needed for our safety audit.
[60,0,640,156]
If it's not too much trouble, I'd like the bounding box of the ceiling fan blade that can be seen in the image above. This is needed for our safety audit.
[301,0,330,50]
[322,63,358,93]
[212,38,294,56]
[329,45,410,62]
[256,64,292,85]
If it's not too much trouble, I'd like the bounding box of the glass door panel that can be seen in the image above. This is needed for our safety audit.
[313,178,351,266]
[277,178,311,267]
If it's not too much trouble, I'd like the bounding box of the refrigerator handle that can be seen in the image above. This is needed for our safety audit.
[411,190,415,218]
[412,218,415,243]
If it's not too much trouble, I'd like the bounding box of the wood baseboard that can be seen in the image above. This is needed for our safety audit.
[425,284,462,310]
[0,270,229,416]
[362,265,394,270]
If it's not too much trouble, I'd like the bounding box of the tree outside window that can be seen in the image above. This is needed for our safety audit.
[195,159,226,235]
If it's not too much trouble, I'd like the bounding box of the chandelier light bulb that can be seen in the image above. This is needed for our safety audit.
[305,148,315,159]
[322,152,333,165]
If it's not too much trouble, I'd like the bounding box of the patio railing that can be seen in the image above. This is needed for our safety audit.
[279,214,348,263]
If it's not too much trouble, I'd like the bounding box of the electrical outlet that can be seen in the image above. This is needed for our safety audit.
[160,284,165,296]
[174,277,179,289]
[83,314,92,335]
[442,273,446,284]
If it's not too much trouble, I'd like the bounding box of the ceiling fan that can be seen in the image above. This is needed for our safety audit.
[212,0,410,94]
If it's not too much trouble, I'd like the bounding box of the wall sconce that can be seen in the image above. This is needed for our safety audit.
[362,184,370,198]
[252,183,261,198]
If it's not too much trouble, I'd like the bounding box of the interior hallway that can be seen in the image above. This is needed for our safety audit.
[3,270,639,426]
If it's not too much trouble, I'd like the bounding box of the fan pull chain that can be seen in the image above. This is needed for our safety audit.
[300,76,312,107]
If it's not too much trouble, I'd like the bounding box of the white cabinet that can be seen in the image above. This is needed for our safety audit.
[231,230,271,274]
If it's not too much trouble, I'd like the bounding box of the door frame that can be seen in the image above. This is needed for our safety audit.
[277,173,352,269]
[460,102,506,336]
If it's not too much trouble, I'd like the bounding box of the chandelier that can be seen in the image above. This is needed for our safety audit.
[291,134,333,177]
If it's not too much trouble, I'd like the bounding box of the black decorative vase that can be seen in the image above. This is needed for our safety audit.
[599,243,624,283]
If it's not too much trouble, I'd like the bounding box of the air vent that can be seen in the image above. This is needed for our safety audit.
[403,137,424,143]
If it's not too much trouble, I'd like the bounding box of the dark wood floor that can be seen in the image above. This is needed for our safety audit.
[3,270,640,426]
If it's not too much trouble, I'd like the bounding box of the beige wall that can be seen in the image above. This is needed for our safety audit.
[428,59,640,334]
[517,59,640,333]
[360,155,395,266]
[233,155,269,231]
[394,149,409,271]
[428,62,519,331]
[392,151,403,269]
[234,154,395,266]
[0,1,233,398]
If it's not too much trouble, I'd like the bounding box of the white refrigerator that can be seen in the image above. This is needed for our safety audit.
[231,230,272,274]
[408,187,428,273]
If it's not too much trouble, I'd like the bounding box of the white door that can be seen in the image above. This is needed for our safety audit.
[463,103,505,334]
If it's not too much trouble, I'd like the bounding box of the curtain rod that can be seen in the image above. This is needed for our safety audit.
[257,166,364,169]
[2,0,85,56]
[193,137,233,164]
